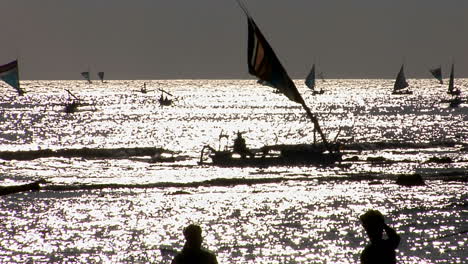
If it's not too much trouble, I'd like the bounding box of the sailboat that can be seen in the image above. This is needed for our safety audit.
[305,64,324,95]
[97,72,105,83]
[199,1,341,167]
[392,64,413,95]
[447,64,461,96]
[0,60,25,96]
[158,88,173,106]
[447,63,462,107]
[429,66,443,84]
[81,71,92,84]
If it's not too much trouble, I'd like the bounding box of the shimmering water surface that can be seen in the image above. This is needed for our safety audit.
[0,79,467,263]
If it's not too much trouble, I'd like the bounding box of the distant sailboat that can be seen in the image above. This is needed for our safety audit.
[97,72,105,83]
[447,64,461,96]
[305,64,324,95]
[429,66,443,84]
[81,71,92,84]
[392,64,412,95]
[158,89,173,106]
[0,60,25,96]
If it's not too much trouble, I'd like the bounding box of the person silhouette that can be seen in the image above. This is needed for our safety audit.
[172,224,218,264]
[233,132,252,159]
[360,210,400,264]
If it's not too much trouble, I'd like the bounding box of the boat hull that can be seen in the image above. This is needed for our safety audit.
[201,144,342,167]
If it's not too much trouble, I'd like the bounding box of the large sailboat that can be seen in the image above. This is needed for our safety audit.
[199,1,341,167]
[392,64,413,95]
[429,66,443,84]
[305,64,324,95]
[0,60,25,96]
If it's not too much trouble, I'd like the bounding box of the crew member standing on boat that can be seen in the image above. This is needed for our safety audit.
[233,132,252,158]
[360,210,400,264]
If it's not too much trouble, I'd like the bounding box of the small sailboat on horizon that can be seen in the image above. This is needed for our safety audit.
[97,72,106,83]
[305,64,324,95]
[392,64,413,95]
[447,63,462,107]
[0,60,25,96]
[158,88,173,106]
[429,66,443,84]
[81,71,92,84]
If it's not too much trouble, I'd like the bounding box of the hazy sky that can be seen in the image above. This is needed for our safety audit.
[2,0,467,79]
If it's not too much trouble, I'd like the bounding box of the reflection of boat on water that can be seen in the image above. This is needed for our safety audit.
[0,60,26,96]
[200,1,342,167]
[158,88,173,106]
[305,64,324,95]
[392,64,413,95]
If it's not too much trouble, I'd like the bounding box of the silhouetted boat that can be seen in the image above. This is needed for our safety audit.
[0,60,25,96]
[97,71,105,83]
[447,64,461,96]
[429,66,443,84]
[392,64,413,95]
[158,89,173,106]
[200,1,341,167]
[305,64,324,95]
[81,71,92,84]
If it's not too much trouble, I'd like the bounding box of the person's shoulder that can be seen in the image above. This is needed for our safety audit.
[200,248,218,263]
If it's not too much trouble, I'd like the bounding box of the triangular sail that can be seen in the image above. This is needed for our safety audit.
[394,64,409,91]
[238,0,329,146]
[81,71,92,83]
[305,64,316,90]
[429,67,443,84]
[0,60,24,95]
[97,72,105,82]
[448,64,454,93]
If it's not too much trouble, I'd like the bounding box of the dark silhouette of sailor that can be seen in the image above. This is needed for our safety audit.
[233,132,252,158]
[360,210,400,264]
[172,224,218,264]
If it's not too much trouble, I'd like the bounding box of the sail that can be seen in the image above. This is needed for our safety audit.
[237,0,330,146]
[97,72,105,82]
[0,60,24,95]
[394,64,409,91]
[246,16,303,104]
[448,64,454,93]
[429,67,443,84]
[81,71,92,83]
[305,64,316,90]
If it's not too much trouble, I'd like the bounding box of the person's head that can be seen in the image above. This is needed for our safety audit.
[183,224,203,248]
[360,210,385,242]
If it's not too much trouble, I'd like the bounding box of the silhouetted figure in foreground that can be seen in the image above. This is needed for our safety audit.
[360,210,400,264]
[233,132,253,159]
[172,224,218,264]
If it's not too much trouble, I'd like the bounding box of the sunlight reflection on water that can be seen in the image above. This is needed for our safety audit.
[0,79,467,263]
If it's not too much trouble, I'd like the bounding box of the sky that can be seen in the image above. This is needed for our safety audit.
[1,0,467,80]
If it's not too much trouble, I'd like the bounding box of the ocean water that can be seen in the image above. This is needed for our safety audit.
[0,79,466,263]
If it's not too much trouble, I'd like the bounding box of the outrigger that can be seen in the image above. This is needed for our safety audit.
[199,1,342,167]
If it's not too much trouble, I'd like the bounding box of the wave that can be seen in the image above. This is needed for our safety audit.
[40,172,467,193]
